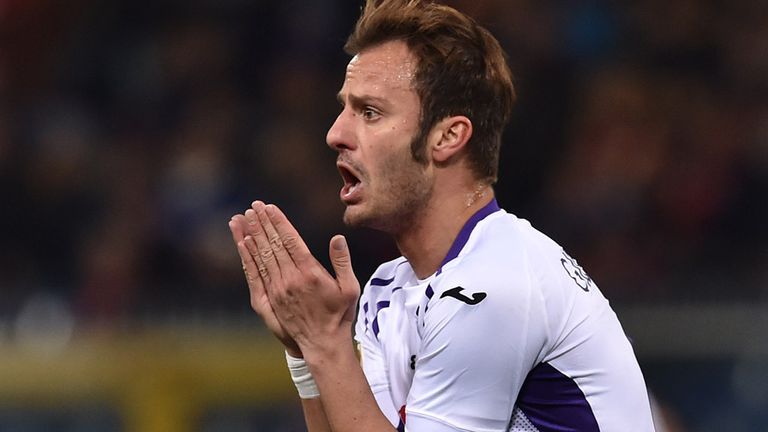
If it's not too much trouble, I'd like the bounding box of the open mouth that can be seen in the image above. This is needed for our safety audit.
[337,161,363,202]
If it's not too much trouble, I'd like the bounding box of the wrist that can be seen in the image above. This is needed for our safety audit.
[286,351,320,399]
[297,330,354,365]
[285,346,303,359]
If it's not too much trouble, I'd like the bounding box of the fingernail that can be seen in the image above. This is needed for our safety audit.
[333,236,346,250]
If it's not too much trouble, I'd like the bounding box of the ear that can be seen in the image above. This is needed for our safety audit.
[429,115,473,163]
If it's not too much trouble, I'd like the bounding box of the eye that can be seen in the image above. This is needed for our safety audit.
[361,107,381,121]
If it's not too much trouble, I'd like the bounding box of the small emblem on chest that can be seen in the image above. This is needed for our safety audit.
[440,286,487,305]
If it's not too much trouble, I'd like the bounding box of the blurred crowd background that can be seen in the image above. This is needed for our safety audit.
[1,0,767,431]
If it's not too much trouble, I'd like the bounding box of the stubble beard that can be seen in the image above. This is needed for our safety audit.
[342,142,432,235]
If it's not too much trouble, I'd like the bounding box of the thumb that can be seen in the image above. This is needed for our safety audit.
[329,235,359,293]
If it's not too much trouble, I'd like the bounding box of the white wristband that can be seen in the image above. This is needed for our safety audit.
[285,351,320,399]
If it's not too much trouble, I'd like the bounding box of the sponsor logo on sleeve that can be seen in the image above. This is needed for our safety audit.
[561,250,593,291]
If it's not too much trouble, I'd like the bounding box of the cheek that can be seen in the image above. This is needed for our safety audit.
[362,118,420,179]
[377,122,418,153]
[363,134,401,172]
[378,142,420,184]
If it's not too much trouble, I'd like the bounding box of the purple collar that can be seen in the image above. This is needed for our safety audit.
[437,198,501,274]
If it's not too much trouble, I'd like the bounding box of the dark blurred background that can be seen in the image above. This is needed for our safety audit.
[0,0,766,431]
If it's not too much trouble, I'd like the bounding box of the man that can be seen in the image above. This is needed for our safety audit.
[229,0,656,431]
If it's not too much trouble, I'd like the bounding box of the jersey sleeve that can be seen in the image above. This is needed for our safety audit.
[354,287,401,428]
[405,273,549,431]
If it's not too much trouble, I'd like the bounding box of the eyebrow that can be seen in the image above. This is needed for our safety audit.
[336,92,390,109]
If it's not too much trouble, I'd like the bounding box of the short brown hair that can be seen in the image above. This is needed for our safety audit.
[345,0,516,183]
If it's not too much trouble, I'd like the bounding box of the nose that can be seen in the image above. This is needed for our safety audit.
[326,109,355,153]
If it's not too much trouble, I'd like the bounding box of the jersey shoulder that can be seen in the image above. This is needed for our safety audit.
[357,256,411,332]
[369,255,408,279]
[436,210,596,295]
[427,209,604,335]
[432,211,551,294]
[363,256,409,291]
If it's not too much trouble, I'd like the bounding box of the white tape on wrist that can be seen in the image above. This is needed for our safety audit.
[285,351,320,399]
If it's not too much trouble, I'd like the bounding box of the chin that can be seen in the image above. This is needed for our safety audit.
[342,205,369,228]
[342,203,405,234]
[342,203,378,228]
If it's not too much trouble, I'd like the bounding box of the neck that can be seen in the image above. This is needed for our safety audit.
[394,182,494,279]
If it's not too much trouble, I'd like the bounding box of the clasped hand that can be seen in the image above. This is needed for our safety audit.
[229,201,360,357]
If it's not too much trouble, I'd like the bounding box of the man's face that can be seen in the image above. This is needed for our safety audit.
[327,40,433,232]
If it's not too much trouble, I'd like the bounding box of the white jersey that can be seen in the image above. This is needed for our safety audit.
[354,200,655,432]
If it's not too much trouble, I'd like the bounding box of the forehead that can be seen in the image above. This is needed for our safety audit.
[342,40,417,95]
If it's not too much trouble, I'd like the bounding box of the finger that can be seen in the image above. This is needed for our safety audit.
[253,201,297,270]
[244,206,276,269]
[244,234,272,284]
[231,217,267,303]
[243,206,262,238]
[263,203,313,265]
[329,235,360,294]
[229,215,247,243]
[245,207,282,283]
[235,238,266,308]
[237,240,284,331]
